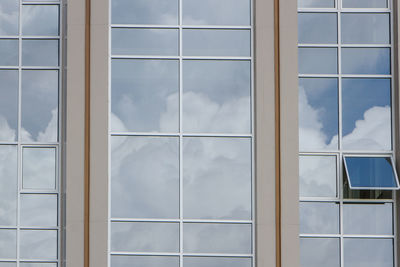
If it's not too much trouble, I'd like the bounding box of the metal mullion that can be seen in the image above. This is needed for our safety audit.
[298,44,339,47]
[107,0,112,265]
[111,24,179,29]
[111,55,179,59]
[0,66,19,69]
[20,190,59,194]
[179,0,183,266]
[299,74,339,78]
[111,132,252,138]
[300,234,341,238]
[19,227,60,230]
[21,35,61,39]
[22,2,60,4]
[110,218,253,224]
[300,198,340,202]
[111,55,252,60]
[21,66,61,70]
[250,0,255,264]
[298,9,339,13]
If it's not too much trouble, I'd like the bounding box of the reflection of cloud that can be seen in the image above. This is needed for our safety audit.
[21,5,59,36]
[0,1,18,35]
[300,202,338,234]
[300,238,339,267]
[0,115,16,141]
[0,229,16,258]
[20,230,57,260]
[343,238,392,267]
[21,108,58,143]
[0,145,17,226]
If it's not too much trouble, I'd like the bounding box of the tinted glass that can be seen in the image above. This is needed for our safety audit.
[298,13,337,44]
[298,48,337,74]
[0,0,18,35]
[298,0,335,8]
[342,78,391,151]
[23,147,56,190]
[0,71,18,141]
[343,0,387,8]
[343,238,393,267]
[111,59,179,132]
[0,146,17,226]
[22,40,59,66]
[184,257,252,267]
[22,5,59,36]
[342,13,389,44]
[341,48,390,75]
[183,60,251,133]
[0,230,16,258]
[344,157,398,188]
[20,194,58,226]
[20,264,57,267]
[0,263,16,267]
[183,0,250,25]
[111,256,179,267]
[20,230,57,260]
[300,238,340,267]
[300,202,339,234]
[112,28,179,56]
[0,40,18,66]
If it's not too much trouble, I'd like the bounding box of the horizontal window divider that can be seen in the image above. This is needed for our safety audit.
[19,226,59,230]
[300,198,394,203]
[20,191,59,194]
[18,35,61,39]
[300,151,393,155]
[111,55,252,60]
[18,259,59,263]
[110,252,180,256]
[111,24,252,30]
[298,9,390,13]
[0,36,19,39]
[20,143,59,147]
[21,66,60,70]
[300,234,340,238]
[111,218,252,224]
[110,252,253,257]
[0,142,18,145]
[299,151,340,155]
[298,44,391,48]
[0,259,17,262]
[0,67,19,70]
[0,227,17,230]
[110,132,253,138]
[300,198,340,202]
[299,44,339,47]
[299,74,392,78]
[299,74,339,78]
[300,234,395,238]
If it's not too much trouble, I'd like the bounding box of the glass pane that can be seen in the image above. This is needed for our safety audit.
[298,0,335,8]
[183,223,252,254]
[299,155,337,198]
[341,48,390,75]
[0,230,16,258]
[342,13,389,44]
[111,137,179,219]
[22,40,59,66]
[342,78,391,150]
[0,146,17,226]
[111,59,179,132]
[344,157,398,189]
[111,0,178,25]
[300,202,339,234]
[344,203,392,235]
[112,28,179,56]
[21,70,58,142]
[23,147,56,190]
[22,5,59,36]
[20,194,58,227]
[111,222,179,253]
[0,0,18,35]
[182,60,251,133]
[343,0,387,8]
[183,29,250,57]
[111,256,179,267]
[300,238,340,267]
[183,0,250,26]
[184,257,252,267]
[183,138,251,220]
[298,13,337,44]
[0,40,18,66]
[20,264,57,267]
[299,78,338,151]
[0,71,18,141]
[0,263,16,267]
[298,48,337,74]
[20,230,57,260]
[343,238,393,267]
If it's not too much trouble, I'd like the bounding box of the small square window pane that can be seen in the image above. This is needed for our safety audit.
[300,202,339,234]
[342,14,389,44]
[111,222,179,253]
[21,70,59,142]
[112,28,179,56]
[300,238,340,267]
[342,0,387,8]
[183,0,250,26]
[344,157,399,189]
[111,0,178,25]
[184,257,252,267]
[0,263,16,267]
[20,264,57,267]
[183,60,251,133]
[0,0,18,35]
[183,29,250,57]
[20,230,57,260]
[298,13,337,44]
[298,0,335,8]
[343,238,393,267]
[0,230,16,259]
[343,203,392,235]
[0,71,18,142]
[23,147,56,190]
[20,194,58,227]
[111,256,179,267]
[342,48,390,75]
[183,223,252,254]
[0,40,18,66]
[22,40,59,66]
[298,48,337,74]
[0,145,17,226]
[22,5,59,36]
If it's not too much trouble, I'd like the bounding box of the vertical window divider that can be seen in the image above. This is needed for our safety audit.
[179,0,184,265]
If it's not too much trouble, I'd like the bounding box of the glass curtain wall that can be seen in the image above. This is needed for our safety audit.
[109,0,254,267]
[298,0,395,266]
[0,0,62,267]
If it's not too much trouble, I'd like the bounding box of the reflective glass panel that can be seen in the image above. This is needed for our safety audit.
[343,0,387,8]
[298,48,337,74]
[343,203,392,234]
[183,0,251,26]
[111,0,178,25]
[183,223,252,254]
[183,138,251,220]
[342,13,389,44]
[183,29,250,57]
[111,59,179,132]
[184,257,252,267]
[22,40,59,66]
[20,264,57,267]
[0,230,16,258]
[0,146,17,226]
[23,147,56,190]
[0,40,18,66]
[0,263,16,267]
[298,13,337,44]
[111,136,179,219]
[21,70,58,142]
[300,202,339,234]
[20,230,57,260]
[343,238,393,267]
[182,60,251,133]
[0,0,18,35]
[298,0,335,8]
[111,256,179,267]
[20,194,58,227]
[22,5,59,36]
[299,78,338,151]
[299,155,337,198]
[112,28,179,56]
[342,78,391,150]
[341,48,390,75]
[300,238,340,267]
[111,222,179,252]
[0,71,18,141]
[344,157,398,189]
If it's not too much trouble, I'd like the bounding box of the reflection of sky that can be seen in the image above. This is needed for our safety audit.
[0,0,19,35]
[342,48,390,75]
[0,40,18,66]
[22,40,59,66]
[342,0,387,8]
[20,230,57,260]
[298,13,337,44]
[111,256,179,267]
[298,0,334,8]
[0,229,16,258]
[20,194,58,227]
[23,147,56,189]
[300,202,339,234]
[0,70,18,141]
[184,257,252,267]
[300,238,340,267]
[20,264,57,267]
[0,263,16,267]
[298,48,337,74]
[0,146,17,226]
[22,5,59,36]
[343,238,393,267]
